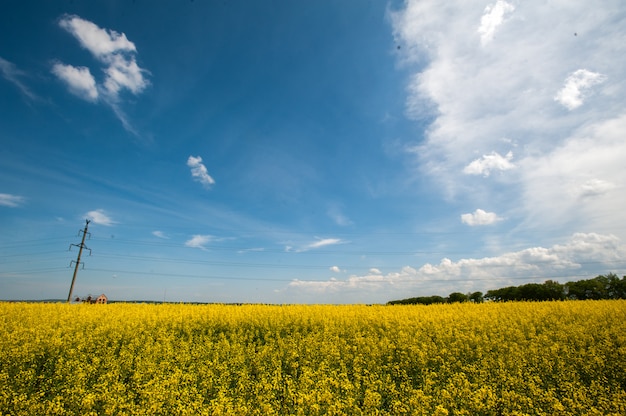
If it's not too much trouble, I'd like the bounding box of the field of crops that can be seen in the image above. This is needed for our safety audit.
[1,301,625,415]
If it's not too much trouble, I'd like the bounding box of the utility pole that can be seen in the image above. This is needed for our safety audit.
[67,219,91,303]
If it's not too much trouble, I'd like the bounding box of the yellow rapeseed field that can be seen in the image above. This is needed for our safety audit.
[1,301,625,415]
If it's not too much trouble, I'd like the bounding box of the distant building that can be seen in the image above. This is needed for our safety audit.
[79,294,108,304]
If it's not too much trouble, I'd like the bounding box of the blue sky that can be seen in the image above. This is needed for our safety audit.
[1,0,625,303]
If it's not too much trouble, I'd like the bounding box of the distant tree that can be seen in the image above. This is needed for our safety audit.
[485,286,519,302]
[389,274,624,304]
[542,280,566,301]
[566,274,626,300]
[518,283,552,301]
[567,276,606,300]
[469,291,484,303]
[420,296,446,305]
[448,292,468,303]
[605,273,626,299]
[387,295,446,305]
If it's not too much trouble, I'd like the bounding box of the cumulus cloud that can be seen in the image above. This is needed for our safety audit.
[85,209,116,226]
[53,14,149,134]
[51,63,98,101]
[330,266,342,273]
[187,156,215,188]
[463,151,514,176]
[554,69,606,110]
[102,54,149,98]
[185,234,214,250]
[287,233,626,300]
[55,14,148,99]
[461,209,502,226]
[0,193,25,207]
[478,0,515,45]
[58,14,136,58]
[369,268,382,275]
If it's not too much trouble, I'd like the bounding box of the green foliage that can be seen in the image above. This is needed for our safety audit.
[389,274,626,304]
[469,291,484,303]
[388,295,446,305]
[566,273,626,300]
[447,292,468,303]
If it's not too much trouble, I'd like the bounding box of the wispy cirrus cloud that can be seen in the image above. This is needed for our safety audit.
[53,14,149,135]
[327,204,353,226]
[187,156,215,188]
[0,193,25,207]
[0,57,40,102]
[152,230,169,239]
[286,237,345,253]
[305,238,344,250]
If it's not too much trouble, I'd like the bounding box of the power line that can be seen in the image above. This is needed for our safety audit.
[85,267,624,284]
[90,251,626,270]
[0,237,76,250]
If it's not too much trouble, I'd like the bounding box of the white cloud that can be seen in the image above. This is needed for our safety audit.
[330,266,342,273]
[392,0,626,236]
[0,57,40,101]
[185,234,214,250]
[287,238,346,253]
[51,63,98,101]
[519,114,626,232]
[57,15,148,100]
[152,230,168,239]
[306,238,343,250]
[478,0,515,45]
[102,54,149,98]
[85,209,116,226]
[461,209,502,226]
[554,69,606,110]
[0,193,25,207]
[58,14,136,58]
[187,156,215,188]
[55,14,149,134]
[369,268,382,275]
[287,233,626,300]
[463,151,514,176]
[578,179,616,198]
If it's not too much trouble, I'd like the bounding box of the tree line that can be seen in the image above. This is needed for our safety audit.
[387,273,626,305]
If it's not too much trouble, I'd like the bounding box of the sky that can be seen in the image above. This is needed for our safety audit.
[1,0,625,304]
